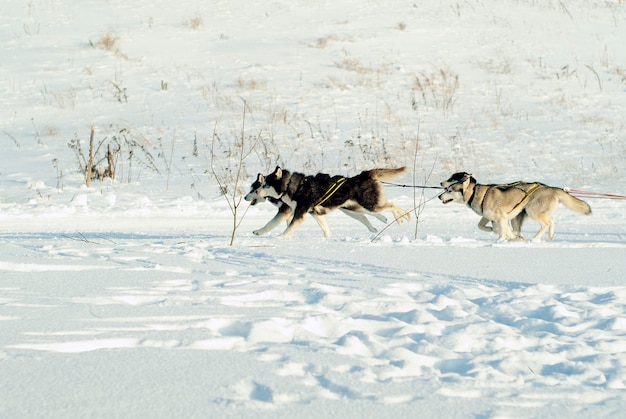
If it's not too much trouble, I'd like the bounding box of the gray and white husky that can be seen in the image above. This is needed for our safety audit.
[245,166,410,238]
[439,172,591,241]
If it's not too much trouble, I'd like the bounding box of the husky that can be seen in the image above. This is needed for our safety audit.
[440,172,527,237]
[245,166,410,238]
[245,173,295,236]
[439,172,591,241]
[245,173,389,236]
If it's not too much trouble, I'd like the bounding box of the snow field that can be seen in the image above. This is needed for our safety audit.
[1,0,626,417]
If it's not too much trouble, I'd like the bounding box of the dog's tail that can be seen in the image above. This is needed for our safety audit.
[367,167,407,182]
[557,189,592,215]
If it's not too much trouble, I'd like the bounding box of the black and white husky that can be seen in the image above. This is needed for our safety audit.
[245,166,410,238]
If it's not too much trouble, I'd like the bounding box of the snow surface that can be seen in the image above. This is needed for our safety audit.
[1,0,626,417]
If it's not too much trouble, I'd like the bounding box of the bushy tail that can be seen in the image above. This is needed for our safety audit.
[368,167,407,182]
[557,189,591,214]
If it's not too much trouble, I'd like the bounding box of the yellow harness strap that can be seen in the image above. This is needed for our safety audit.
[314,177,347,208]
[508,183,542,214]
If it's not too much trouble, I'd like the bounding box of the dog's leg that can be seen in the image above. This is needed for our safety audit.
[395,203,411,223]
[253,205,292,236]
[377,202,410,224]
[548,218,555,240]
[311,213,331,238]
[510,211,527,240]
[339,208,377,233]
[531,214,554,241]
[526,196,561,241]
[278,208,308,239]
[494,219,518,241]
[477,217,493,232]
[370,213,387,223]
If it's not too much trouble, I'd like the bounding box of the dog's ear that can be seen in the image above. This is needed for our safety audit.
[256,173,265,183]
[274,166,283,178]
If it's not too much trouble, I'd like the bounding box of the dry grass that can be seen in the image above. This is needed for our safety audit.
[94,30,128,59]
[184,15,203,30]
[335,56,371,75]
[324,77,350,91]
[43,125,58,137]
[312,33,352,49]
[612,66,626,85]
[40,85,77,109]
[412,68,460,113]
[97,31,119,51]
[236,77,267,90]
[478,58,513,75]
[331,52,394,89]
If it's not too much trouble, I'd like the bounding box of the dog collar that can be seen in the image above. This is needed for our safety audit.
[467,183,477,206]
[279,175,305,201]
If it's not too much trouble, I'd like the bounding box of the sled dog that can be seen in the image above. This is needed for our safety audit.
[245,166,410,238]
[245,173,389,236]
[440,172,527,237]
[245,173,295,235]
[439,172,591,241]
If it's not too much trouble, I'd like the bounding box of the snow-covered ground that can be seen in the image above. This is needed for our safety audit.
[1,0,626,417]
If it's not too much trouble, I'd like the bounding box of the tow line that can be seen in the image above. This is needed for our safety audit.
[565,188,626,201]
[381,182,443,190]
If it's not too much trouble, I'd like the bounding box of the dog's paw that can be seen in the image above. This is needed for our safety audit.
[253,230,263,236]
[395,213,410,224]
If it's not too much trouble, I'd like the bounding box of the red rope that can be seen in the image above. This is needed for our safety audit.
[566,188,626,200]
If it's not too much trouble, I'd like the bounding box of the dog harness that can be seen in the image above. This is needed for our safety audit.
[507,183,543,214]
[314,177,347,209]
[467,182,543,214]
